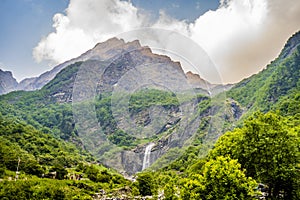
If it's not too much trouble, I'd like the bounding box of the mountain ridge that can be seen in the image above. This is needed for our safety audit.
[0,69,18,95]
[17,37,200,92]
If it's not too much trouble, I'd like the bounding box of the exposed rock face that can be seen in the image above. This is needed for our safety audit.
[17,37,214,94]
[17,38,150,91]
[44,38,192,104]
[13,37,221,175]
[185,71,234,95]
[186,71,210,90]
[227,98,244,120]
[0,69,18,95]
[64,39,205,175]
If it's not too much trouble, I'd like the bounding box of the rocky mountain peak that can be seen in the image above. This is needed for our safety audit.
[17,37,191,92]
[82,38,143,60]
[95,37,126,47]
[0,69,18,95]
[17,38,144,91]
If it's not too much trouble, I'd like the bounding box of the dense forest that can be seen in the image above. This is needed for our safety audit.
[0,32,299,199]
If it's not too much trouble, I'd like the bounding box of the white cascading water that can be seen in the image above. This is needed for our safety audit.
[142,143,155,170]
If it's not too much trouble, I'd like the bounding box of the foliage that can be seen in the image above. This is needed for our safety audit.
[209,112,300,199]
[95,88,181,147]
[0,32,299,199]
[136,173,156,196]
[128,88,179,113]
[0,179,94,200]
[42,62,82,96]
[0,115,90,175]
[181,156,257,200]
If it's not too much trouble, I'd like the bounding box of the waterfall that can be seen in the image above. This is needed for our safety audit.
[142,143,155,170]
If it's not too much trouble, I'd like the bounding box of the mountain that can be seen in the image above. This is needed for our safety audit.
[1,38,216,175]
[17,38,169,91]
[2,30,299,176]
[17,38,215,93]
[0,32,299,199]
[0,69,18,95]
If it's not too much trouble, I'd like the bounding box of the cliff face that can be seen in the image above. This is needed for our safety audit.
[186,71,210,89]
[17,37,215,93]
[65,40,198,175]
[0,69,18,95]
[40,37,198,104]
[17,38,149,91]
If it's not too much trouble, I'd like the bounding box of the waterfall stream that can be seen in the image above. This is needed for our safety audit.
[142,143,155,170]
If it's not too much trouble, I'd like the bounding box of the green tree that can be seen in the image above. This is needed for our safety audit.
[23,159,44,177]
[181,156,257,200]
[164,182,179,200]
[51,165,68,180]
[210,112,300,199]
[136,173,155,196]
[85,165,99,182]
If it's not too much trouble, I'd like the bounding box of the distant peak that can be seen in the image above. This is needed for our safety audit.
[93,37,125,49]
[0,69,18,95]
[127,39,141,48]
[0,69,14,77]
[91,38,144,54]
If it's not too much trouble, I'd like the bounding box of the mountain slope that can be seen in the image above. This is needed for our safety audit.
[226,30,300,115]
[166,30,300,173]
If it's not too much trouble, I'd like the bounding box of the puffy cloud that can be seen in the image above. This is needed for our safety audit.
[188,0,300,83]
[33,0,147,64]
[33,0,300,83]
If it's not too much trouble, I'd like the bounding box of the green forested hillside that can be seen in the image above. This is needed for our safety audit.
[0,115,133,199]
[0,114,91,174]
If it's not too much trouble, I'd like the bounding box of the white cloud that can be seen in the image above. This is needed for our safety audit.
[188,0,300,83]
[33,0,300,83]
[33,0,147,64]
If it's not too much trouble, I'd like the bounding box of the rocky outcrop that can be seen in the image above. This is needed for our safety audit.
[230,99,244,120]
[0,69,18,95]
[17,38,152,91]
[186,71,210,90]
[185,71,234,95]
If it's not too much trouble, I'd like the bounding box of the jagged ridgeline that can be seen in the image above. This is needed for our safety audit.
[0,38,231,175]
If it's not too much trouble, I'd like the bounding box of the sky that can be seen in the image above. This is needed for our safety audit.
[0,0,300,83]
